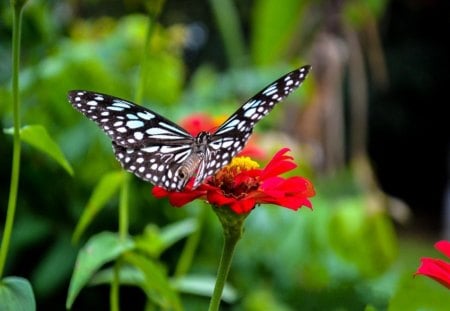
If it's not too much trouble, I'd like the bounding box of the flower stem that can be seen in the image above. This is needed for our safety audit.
[208,207,247,311]
[0,1,24,279]
[118,172,130,241]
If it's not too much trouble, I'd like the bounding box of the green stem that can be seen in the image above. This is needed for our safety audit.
[0,1,24,279]
[208,207,247,311]
[208,0,246,68]
[118,172,130,240]
[135,0,165,105]
[110,261,120,311]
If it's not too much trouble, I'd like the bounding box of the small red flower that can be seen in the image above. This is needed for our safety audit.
[415,240,450,289]
[152,148,315,214]
[180,113,218,136]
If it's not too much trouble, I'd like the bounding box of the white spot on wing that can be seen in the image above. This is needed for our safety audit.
[137,111,155,120]
[112,101,131,108]
[107,106,124,111]
[134,132,144,140]
[142,146,159,153]
[244,107,256,118]
[126,120,144,129]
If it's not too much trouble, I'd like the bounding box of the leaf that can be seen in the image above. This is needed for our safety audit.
[31,234,77,297]
[329,196,398,277]
[90,265,145,287]
[135,219,197,257]
[4,124,74,176]
[123,252,182,311]
[160,218,197,249]
[72,171,125,243]
[389,271,450,310]
[0,276,36,311]
[172,275,238,303]
[66,231,134,309]
[251,0,307,65]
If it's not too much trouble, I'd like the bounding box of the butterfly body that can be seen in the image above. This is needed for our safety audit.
[68,65,311,191]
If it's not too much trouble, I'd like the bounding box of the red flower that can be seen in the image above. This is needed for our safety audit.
[180,113,218,136]
[415,240,450,289]
[152,148,315,214]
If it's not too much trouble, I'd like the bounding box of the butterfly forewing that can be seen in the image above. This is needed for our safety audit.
[68,65,311,191]
[197,65,312,185]
[68,91,192,148]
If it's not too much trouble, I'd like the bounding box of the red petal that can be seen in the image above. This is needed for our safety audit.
[168,191,205,207]
[229,198,257,214]
[151,186,206,207]
[436,240,450,258]
[416,257,450,289]
[151,186,169,198]
[258,176,315,210]
[207,189,237,206]
[261,148,297,179]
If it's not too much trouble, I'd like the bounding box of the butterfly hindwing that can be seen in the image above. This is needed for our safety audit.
[112,142,193,190]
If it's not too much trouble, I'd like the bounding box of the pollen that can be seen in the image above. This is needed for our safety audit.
[211,156,260,198]
[227,156,259,172]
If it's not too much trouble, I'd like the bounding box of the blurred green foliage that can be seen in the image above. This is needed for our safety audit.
[1,0,448,310]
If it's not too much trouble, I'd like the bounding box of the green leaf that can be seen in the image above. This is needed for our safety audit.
[172,275,238,303]
[389,271,450,310]
[123,252,182,311]
[31,234,77,297]
[4,124,74,176]
[251,0,307,65]
[0,277,36,311]
[90,265,145,287]
[328,195,398,277]
[135,219,197,257]
[72,171,125,243]
[66,232,134,309]
[160,218,197,248]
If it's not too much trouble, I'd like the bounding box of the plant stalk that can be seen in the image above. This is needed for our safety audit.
[110,261,120,311]
[208,207,247,311]
[0,2,24,279]
[118,173,130,240]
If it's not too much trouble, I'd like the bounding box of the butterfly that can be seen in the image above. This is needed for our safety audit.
[68,65,311,191]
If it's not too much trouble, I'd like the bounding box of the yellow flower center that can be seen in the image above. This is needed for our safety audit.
[211,156,260,198]
[228,156,260,171]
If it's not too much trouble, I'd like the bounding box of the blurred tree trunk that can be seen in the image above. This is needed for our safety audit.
[296,31,347,175]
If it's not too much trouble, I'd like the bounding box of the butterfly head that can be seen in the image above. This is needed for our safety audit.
[195,131,211,143]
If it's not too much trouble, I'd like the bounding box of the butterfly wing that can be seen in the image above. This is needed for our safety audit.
[194,65,312,187]
[68,90,194,190]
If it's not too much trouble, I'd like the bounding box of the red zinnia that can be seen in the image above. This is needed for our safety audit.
[415,240,450,289]
[152,148,315,214]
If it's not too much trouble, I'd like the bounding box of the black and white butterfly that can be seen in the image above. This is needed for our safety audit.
[68,65,311,191]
